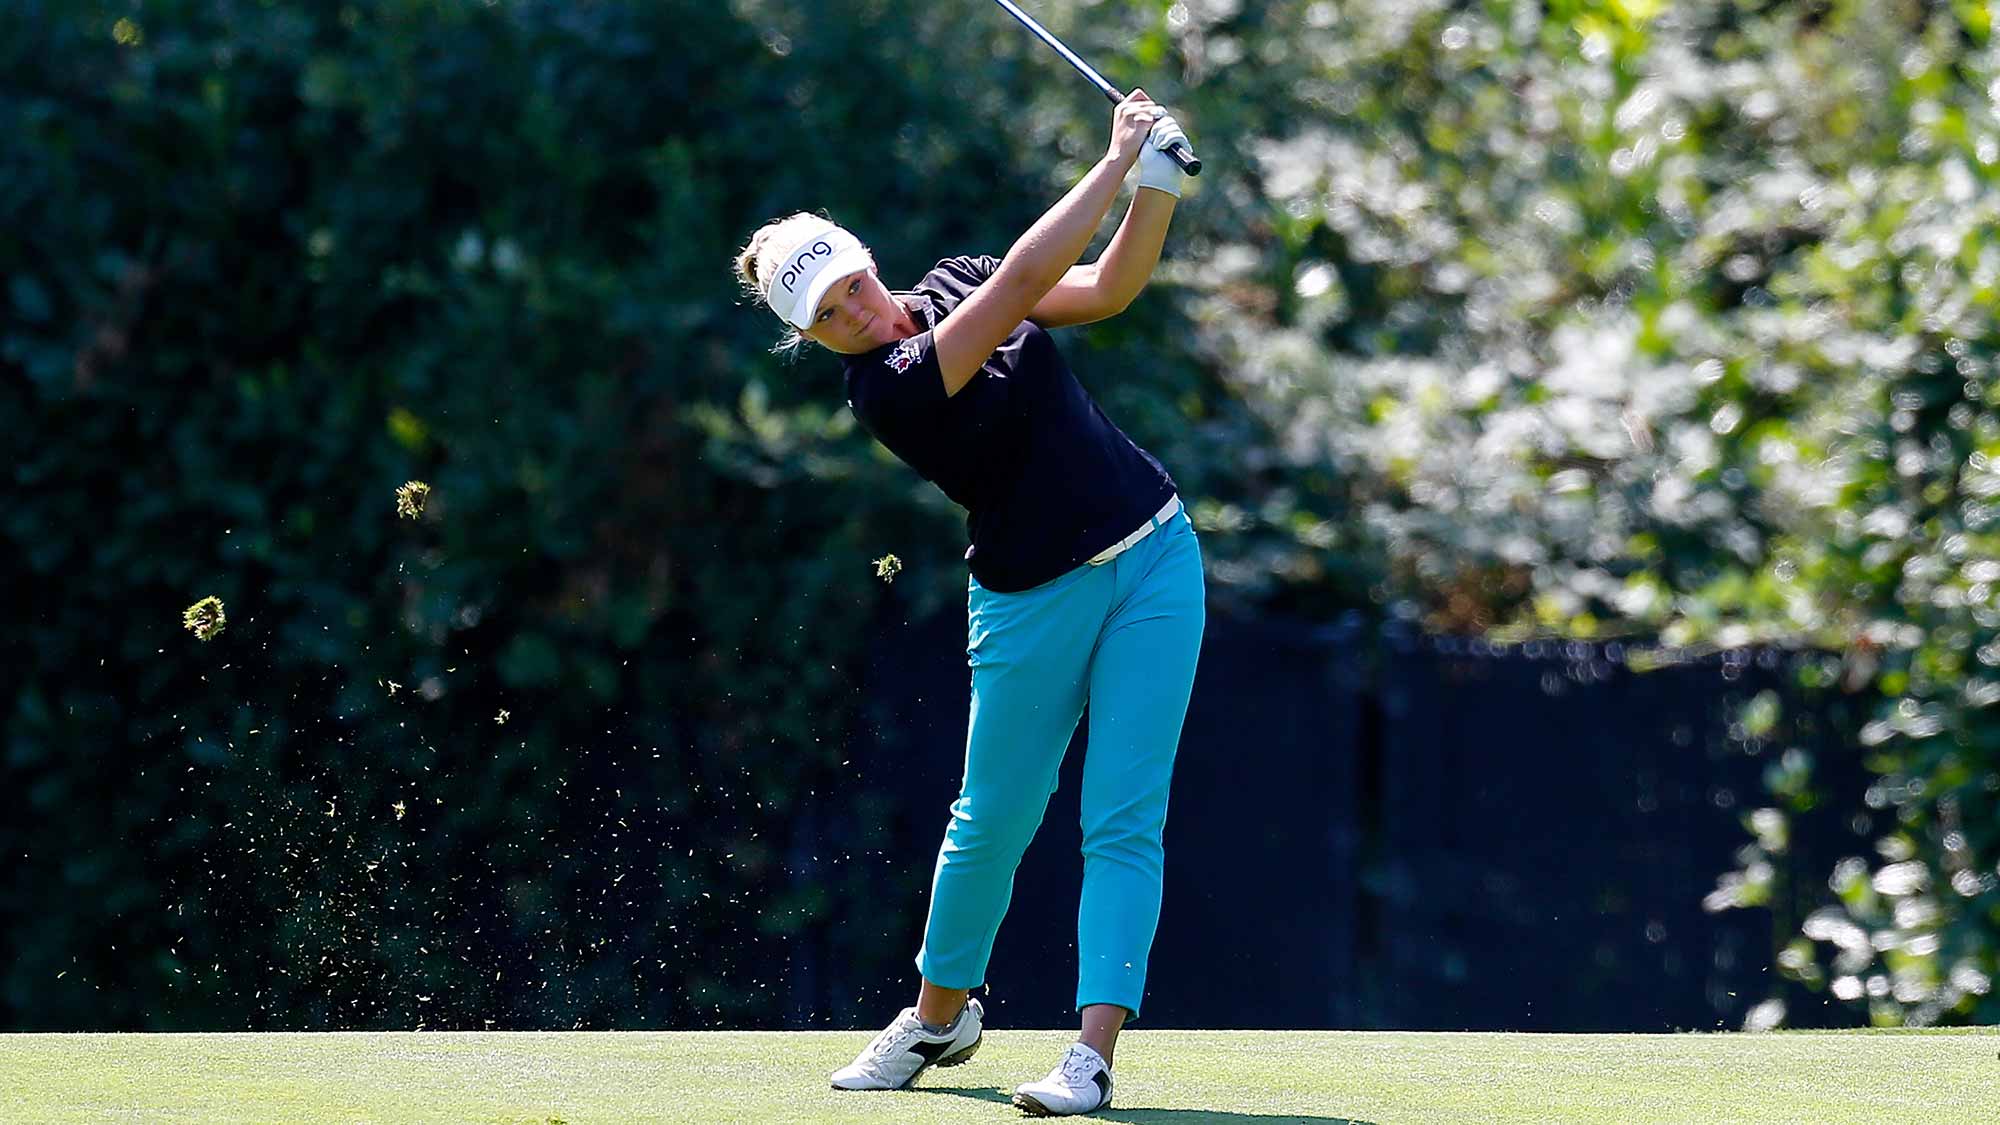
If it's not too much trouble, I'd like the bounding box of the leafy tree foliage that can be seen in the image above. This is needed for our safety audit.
[1164,0,1997,1024]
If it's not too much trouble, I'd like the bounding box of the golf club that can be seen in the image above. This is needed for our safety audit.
[989,0,1202,175]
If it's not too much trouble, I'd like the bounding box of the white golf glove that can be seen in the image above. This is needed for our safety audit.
[1137,112,1189,198]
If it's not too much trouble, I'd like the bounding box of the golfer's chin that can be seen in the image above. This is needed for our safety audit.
[810,331,862,356]
[856,316,899,351]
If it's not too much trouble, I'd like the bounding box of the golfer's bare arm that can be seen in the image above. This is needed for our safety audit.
[1028,189,1176,329]
[933,92,1158,398]
[933,156,1134,398]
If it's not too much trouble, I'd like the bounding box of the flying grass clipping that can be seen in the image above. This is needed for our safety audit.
[396,480,431,519]
[183,596,226,641]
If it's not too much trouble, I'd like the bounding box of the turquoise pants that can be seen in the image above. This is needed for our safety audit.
[916,507,1205,1019]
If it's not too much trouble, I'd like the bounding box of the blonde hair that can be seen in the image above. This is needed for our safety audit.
[734,212,873,357]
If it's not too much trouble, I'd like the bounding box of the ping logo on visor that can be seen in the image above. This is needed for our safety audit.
[766,223,872,329]
[777,240,835,294]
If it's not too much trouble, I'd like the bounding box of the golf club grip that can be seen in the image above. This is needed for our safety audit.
[1166,140,1201,176]
[1097,87,1202,176]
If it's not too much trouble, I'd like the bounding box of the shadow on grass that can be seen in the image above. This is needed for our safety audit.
[927,1085,1376,1123]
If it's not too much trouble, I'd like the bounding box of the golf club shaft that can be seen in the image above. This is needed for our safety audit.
[990,0,1201,176]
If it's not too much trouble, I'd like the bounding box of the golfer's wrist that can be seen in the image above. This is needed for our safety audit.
[1137,155,1183,198]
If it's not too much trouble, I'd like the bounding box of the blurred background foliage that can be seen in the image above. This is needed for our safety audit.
[2,0,1994,1029]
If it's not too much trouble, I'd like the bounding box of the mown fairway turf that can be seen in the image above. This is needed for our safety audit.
[1,1028,1994,1124]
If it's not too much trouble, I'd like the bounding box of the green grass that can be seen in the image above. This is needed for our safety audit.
[2,1028,1995,1124]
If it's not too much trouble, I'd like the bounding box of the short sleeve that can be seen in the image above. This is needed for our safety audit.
[915,256,1004,309]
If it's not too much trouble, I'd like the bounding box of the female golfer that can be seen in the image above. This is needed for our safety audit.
[734,91,1201,1118]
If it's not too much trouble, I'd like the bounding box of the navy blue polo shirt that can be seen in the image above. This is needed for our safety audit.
[842,255,1178,593]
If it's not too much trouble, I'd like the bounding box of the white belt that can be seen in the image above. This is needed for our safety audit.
[1087,495,1182,566]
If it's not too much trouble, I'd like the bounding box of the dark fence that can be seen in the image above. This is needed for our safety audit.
[821,606,1872,1032]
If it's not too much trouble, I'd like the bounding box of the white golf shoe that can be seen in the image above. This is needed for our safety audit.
[829,997,984,1090]
[1012,1041,1113,1116]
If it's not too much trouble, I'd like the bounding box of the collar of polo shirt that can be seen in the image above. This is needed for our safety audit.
[765,223,873,330]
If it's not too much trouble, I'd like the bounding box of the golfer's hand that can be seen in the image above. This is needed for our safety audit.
[1107,89,1162,168]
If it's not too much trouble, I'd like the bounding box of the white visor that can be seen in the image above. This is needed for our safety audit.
[765,222,873,330]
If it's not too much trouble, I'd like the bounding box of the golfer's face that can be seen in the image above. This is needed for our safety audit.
[805,269,905,354]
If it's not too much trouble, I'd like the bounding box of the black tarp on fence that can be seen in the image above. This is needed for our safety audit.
[824,606,1871,1032]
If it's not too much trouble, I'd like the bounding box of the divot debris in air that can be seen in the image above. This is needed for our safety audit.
[183,596,226,641]
[396,480,431,519]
